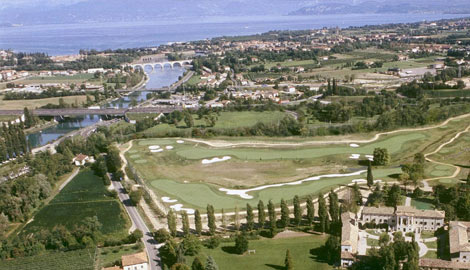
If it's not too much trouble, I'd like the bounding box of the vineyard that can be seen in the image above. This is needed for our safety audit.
[0,249,96,270]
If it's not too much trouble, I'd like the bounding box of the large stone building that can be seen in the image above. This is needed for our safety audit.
[449,221,470,263]
[340,212,359,268]
[361,206,445,233]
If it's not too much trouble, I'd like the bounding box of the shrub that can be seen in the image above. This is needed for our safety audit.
[154,228,171,243]
[203,236,221,249]
[234,234,249,254]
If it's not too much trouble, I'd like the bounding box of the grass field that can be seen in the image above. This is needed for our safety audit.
[0,249,95,270]
[23,74,94,84]
[21,169,130,237]
[411,198,434,210]
[185,235,332,270]
[0,95,89,109]
[143,111,288,136]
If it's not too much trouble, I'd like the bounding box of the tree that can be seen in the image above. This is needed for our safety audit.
[324,235,340,263]
[192,257,204,270]
[234,233,249,254]
[387,184,402,208]
[167,209,177,237]
[195,210,202,236]
[318,194,329,233]
[280,199,290,228]
[0,213,9,237]
[129,189,143,206]
[328,191,340,235]
[106,145,122,173]
[184,112,194,128]
[207,204,216,235]
[268,200,276,229]
[379,245,396,270]
[306,196,314,227]
[182,212,190,237]
[171,264,190,270]
[373,148,390,166]
[182,234,201,256]
[293,195,302,227]
[160,240,178,268]
[257,200,266,228]
[367,161,374,188]
[285,249,294,270]
[246,204,254,231]
[176,243,186,264]
[154,228,171,243]
[205,256,219,270]
[234,206,240,231]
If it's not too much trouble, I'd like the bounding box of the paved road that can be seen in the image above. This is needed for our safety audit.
[112,180,161,270]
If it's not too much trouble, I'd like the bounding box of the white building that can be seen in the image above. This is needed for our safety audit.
[72,154,91,166]
[361,206,445,233]
[103,251,148,270]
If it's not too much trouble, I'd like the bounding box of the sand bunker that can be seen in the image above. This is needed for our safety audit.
[161,196,178,203]
[202,156,231,164]
[148,145,160,150]
[166,146,174,150]
[350,143,360,148]
[365,155,374,161]
[349,154,360,159]
[219,170,367,199]
[151,149,164,153]
[170,204,195,214]
[352,179,382,184]
[176,140,184,144]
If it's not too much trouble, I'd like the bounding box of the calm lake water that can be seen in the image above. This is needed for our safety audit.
[1,14,468,55]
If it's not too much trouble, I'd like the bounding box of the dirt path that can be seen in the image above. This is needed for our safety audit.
[59,167,80,191]
[421,124,470,191]
[186,113,470,148]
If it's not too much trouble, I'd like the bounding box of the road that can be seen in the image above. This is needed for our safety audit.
[112,180,161,270]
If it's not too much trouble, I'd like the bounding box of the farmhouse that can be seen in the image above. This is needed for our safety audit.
[361,206,445,233]
[72,154,91,166]
[103,251,149,270]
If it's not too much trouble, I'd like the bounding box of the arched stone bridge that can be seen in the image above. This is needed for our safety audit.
[127,60,193,73]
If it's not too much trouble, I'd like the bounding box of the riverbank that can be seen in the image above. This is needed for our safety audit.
[24,120,58,134]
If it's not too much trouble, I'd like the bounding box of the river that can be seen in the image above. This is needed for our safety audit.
[26,67,185,148]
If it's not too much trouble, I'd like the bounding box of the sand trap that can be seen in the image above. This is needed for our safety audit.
[365,155,374,161]
[350,144,360,148]
[349,154,360,159]
[151,149,164,153]
[161,197,178,203]
[352,179,382,184]
[166,146,174,150]
[219,170,367,199]
[202,156,231,164]
[170,204,195,214]
[148,145,160,150]
[176,140,184,144]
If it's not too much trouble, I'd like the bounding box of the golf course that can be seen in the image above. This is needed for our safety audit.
[125,114,470,212]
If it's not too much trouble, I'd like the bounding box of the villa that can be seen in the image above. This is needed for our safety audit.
[361,206,445,233]
[103,251,148,270]
[340,212,359,268]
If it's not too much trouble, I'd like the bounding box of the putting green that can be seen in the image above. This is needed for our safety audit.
[150,168,400,210]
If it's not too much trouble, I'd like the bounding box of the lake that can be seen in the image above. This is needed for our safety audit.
[0,14,468,55]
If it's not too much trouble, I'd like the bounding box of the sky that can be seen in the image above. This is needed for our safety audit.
[0,0,84,9]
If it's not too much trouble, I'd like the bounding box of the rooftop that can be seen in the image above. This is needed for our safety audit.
[122,251,148,267]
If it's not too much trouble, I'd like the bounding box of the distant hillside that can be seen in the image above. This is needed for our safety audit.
[1,0,470,25]
[289,0,470,15]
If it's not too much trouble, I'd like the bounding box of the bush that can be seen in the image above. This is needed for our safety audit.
[154,228,171,243]
[203,236,221,249]
[234,234,249,254]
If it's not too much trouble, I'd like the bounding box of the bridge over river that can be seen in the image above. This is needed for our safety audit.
[0,106,182,117]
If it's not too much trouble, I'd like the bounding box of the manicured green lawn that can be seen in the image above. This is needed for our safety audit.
[0,249,95,270]
[411,198,435,210]
[185,235,332,270]
[423,250,438,259]
[425,241,438,249]
[22,169,130,237]
[421,231,436,239]
[367,238,379,247]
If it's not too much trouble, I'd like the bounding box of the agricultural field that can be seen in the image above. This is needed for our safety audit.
[22,73,94,84]
[126,114,470,212]
[0,249,96,270]
[21,169,130,238]
[0,95,90,110]
[185,234,332,270]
